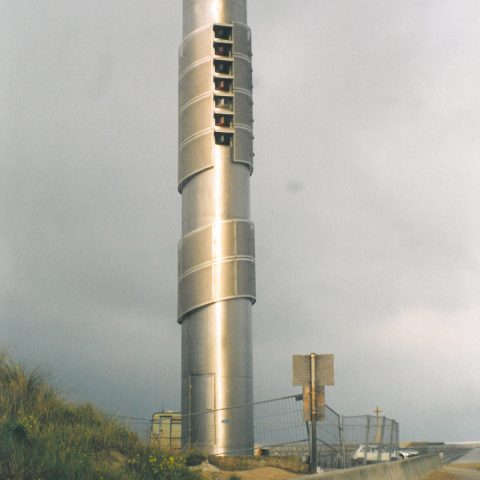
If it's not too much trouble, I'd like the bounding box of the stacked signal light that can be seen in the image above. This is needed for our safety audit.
[213,24,234,146]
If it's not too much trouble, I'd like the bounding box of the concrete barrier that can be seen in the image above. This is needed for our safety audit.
[296,454,441,480]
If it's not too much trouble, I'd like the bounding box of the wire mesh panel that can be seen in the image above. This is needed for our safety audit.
[107,399,399,471]
[342,415,399,467]
[199,395,343,469]
[254,395,307,451]
[112,415,151,440]
[315,405,343,468]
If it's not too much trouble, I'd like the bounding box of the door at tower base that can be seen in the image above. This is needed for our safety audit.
[188,373,215,450]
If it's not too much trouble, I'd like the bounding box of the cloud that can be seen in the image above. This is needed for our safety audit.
[1,0,479,442]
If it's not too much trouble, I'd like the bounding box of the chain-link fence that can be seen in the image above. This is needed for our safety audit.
[110,399,399,470]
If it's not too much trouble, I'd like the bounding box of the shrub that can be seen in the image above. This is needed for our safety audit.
[184,449,207,466]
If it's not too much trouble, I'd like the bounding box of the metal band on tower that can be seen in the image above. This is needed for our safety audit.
[178,0,255,454]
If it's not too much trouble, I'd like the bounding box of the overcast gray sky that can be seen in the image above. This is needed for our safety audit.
[1,0,479,442]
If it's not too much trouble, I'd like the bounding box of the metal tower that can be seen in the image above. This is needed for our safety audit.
[178,0,255,455]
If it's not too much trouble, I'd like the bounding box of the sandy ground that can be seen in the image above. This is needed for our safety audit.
[215,467,301,480]
[218,465,480,480]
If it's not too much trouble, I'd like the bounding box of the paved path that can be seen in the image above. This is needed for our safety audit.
[442,466,480,480]
[438,448,480,480]
[452,448,480,465]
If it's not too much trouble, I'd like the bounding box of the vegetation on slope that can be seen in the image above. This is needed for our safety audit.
[0,352,199,479]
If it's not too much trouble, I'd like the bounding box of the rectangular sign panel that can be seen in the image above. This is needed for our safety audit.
[292,354,334,386]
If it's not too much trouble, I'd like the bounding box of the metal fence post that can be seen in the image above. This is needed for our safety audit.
[378,416,386,462]
[388,419,394,459]
[364,415,370,466]
[340,415,346,468]
[396,421,400,452]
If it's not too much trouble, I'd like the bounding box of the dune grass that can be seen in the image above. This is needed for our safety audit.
[0,352,200,479]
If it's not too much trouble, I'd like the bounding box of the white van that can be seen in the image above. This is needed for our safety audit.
[351,444,398,464]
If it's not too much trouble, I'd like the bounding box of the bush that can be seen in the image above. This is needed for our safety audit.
[184,449,207,466]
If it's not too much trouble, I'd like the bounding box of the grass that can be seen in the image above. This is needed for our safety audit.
[0,352,201,479]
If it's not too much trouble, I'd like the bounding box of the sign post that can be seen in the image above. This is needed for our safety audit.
[310,353,318,472]
[293,353,334,474]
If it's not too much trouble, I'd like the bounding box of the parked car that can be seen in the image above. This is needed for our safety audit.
[398,448,420,459]
[351,444,398,464]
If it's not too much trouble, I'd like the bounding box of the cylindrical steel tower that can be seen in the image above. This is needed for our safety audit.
[178,0,255,454]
